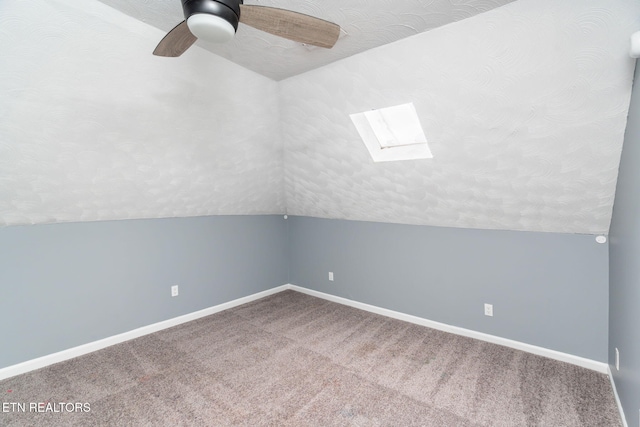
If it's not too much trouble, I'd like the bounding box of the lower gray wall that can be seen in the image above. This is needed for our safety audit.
[0,213,611,372]
[0,215,288,369]
[609,65,640,427]
[288,216,609,362]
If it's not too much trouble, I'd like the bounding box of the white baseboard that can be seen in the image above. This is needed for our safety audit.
[0,283,609,382]
[0,285,289,381]
[286,284,610,374]
[608,365,629,427]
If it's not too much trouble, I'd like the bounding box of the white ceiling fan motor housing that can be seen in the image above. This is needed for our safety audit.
[187,14,236,42]
[182,0,241,43]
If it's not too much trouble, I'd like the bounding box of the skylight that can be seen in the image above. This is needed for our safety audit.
[350,103,432,162]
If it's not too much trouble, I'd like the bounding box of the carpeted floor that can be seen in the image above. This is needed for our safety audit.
[0,290,622,426]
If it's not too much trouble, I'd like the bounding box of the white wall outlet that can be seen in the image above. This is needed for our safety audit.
[484,303,493,317]
[328,272,334,281]
[171,285,179,297]
[615,347,620,371]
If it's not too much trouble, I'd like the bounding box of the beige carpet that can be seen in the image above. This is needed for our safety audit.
[0,290,622,426]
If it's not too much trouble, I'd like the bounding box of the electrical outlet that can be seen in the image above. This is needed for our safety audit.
[171,285,179,297]
[328,272,334,281]
[484,303,493,317]
[615,348,620,371]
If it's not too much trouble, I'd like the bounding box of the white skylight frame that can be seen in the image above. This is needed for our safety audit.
[350,103,432,162]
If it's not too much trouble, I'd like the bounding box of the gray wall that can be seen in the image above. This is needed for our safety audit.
[0,213,612,371]
[288,216,609,362]
[0,215,288,369]
[609,65,640,427]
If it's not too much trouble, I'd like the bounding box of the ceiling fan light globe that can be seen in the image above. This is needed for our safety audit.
[187,13,235,43]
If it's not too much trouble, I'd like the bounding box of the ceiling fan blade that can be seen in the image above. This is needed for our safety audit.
[239,5,340,49]
[153,21,198,57]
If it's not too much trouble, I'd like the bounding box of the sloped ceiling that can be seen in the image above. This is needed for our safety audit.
[0,0,284,226]
[1,0,639,234]
[282,0,640,234]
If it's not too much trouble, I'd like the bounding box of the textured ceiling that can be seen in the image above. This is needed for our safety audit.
[0,0,284,226]
[281,0,640,234]
[1,0,639,234]
[94,0,517,80]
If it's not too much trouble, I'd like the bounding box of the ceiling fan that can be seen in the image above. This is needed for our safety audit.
[154,0,341,57]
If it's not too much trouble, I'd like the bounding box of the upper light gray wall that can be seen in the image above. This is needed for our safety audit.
[0,0,283,227]
[0,215,288,369]
[609,65,640,427]
[288,216,609,362]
